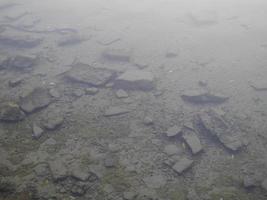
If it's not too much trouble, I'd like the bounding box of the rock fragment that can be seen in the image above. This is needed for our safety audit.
[42,115,64,130]
[114,70,154,91]
[104,106,130,117]
[181,90,228,104]
[164,144,180,155]
[8,77,23,87]
[172,157,193,174]
[57,34,88,46]
[143,116,153,125]
[197,110,244,151]
[48,160,68,181]
[20,87,53,113]
[115,89,129,98]
[65,62,115,87]
[32,123,44,139]
[182,128,203,154]
[0,102,25,122]
[85,87,99,95]
[250,80,267,91]
[165,125,182,137]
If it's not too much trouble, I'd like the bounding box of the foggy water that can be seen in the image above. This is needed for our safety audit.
[1,0,267,199]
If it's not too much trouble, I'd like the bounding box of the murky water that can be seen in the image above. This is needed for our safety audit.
[1,0,267,199]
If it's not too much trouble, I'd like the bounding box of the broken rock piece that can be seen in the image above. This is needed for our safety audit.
[65,62,116,87]
[181,90,229,104]
[172,157,193,174]
[20,87,53,113]
[0,102,25,122]
[197,110,244,151]
[165,125,182,137]
[113,70,155,91]
[182,128,203,154]
[250,80,267,91]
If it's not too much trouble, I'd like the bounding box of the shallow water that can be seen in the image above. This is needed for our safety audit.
[0,0,267,199]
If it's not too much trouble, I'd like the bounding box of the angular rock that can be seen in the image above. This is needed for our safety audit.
[164,144,179,155]
[115,89,129,98]
[197,110,244,151]
[65,62,115,87]
[182,128,203,154]
[20,88,53,113]
[0,102,25,122]
[102,48,131,62]
[165,125,182,137]
[32,123,44,139]
[104,106,130,117]
[114,70,154,91]
[181,90,228,104]
[250,80,267,91]
[49,160,68,181]
[0,32,42,48]
[172,157,193,174]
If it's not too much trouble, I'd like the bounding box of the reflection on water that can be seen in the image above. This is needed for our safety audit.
[0,0,267,199]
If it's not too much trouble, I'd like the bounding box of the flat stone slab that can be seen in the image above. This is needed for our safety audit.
[65,62,116,87]
[0,102,25,122]
[182,128,203,154]
[181,90,229,104]
[0,31,42,48]
[172,157,193,174]
[197,110,244,151]
[20,87,53,113]
[250,80,267,91]
[113,70,155,91]
[165,125,182,137]
[104,106,130,117]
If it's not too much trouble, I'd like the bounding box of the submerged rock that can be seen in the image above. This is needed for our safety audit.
[0,31,42,48]
[114,70,155,91]
[102,48,131,62]
[7,55,37,71]
[57,34,88,46]
[261,179,267,192]
[65,62,116,87]
[182,128,203,154]
[165,125,182,137]
[163,144,180,155]
[181,90,229,104]
[250,80,267,91]
[0,102,25,122]
[115,89,129,98]
[32,123,44,139]
[42,114,64,130]
[9,77,23,87]
[20,87,53,113]
[197,110,244,151]
[48,160,68,181]
[104,106,130,117]
[143,175,167,189]
[172,157,193,174]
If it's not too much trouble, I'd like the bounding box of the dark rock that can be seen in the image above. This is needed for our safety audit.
[0,102,25,122]
[65,62,116,87]
[102,48,131,62]
[172,157,193,174]
[243,176,258,188]
[104,106,130,117]
[7,55,37,71]
[181,90,228,104]
[182,128,203,154]
[32,123,44,139]
[197,110,244,151]
[0,178,16,196]
[114,70,155,91]
[20,88,53,113]
[0,32,42,48]
[165,125,182,137]
[115,89,129,98]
